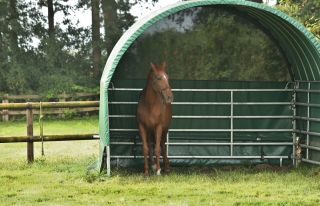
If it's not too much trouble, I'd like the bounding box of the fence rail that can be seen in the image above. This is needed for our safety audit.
[1,93,99,121]
[0,134,98,143]
[0,93,99,100]
[0,101,99,162]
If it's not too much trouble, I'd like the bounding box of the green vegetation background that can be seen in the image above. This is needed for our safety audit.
[0,0,319,96]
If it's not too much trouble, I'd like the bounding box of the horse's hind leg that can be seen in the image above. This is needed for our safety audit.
[138,123,149,176]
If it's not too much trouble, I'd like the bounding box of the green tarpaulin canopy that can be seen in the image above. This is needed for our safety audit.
[98,0,320,174]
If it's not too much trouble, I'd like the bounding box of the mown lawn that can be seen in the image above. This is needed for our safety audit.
[1,117,320,206]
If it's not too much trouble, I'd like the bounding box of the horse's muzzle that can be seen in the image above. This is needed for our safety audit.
[165,95,174,103]
[162,90,173,103]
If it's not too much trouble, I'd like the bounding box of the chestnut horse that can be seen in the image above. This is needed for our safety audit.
[137,62,173,176]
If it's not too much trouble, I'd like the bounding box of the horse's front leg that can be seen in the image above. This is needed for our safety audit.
[161,133,169,174]
[138,123,149,176]
[148,138,156,172]
[154,125,163,175]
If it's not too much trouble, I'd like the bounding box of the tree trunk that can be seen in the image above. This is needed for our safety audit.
[0,32,3,61]
[46,0,56,69]
[101,0,119,56]
[91,0,101,78]
[48,0,54,39]
[8,0,19,56]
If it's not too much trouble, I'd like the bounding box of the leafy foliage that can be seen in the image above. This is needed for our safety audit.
[115,6,289,81]
[0,0,319,95]
[278,0,320,38]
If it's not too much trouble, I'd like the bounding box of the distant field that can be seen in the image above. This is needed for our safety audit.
[0,116,99,136]
[1,118,320,205]
[0,116,99,161]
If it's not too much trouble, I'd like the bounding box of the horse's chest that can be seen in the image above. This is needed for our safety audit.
[139,106,169,128]
[148,107,165,125]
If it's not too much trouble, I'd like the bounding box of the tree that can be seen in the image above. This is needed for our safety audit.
[277,0,320,39]
[48,0,54,39]
[101,0,135,57]
[91,0,101,78]
[102,0,119,56]
[115,6,289,81]
[8,0,19,57]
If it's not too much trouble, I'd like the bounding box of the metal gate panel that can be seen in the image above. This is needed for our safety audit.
[108,79,294,167]
[295,81,320,165]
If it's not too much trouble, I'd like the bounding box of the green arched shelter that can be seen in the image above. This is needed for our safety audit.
[98,0,320,174]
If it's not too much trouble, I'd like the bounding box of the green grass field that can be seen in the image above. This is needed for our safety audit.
[1,117,320,206]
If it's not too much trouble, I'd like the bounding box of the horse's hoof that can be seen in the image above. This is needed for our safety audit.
[152,164,157,172]
[156,169,161,176]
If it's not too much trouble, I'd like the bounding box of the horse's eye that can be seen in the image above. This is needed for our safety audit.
[157,76,162,80]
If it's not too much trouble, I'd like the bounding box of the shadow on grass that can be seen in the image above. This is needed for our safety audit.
[105,162,320,178]
[106,163,298,177]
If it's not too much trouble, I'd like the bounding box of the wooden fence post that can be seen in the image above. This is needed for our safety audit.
[59,92,67,118]
[2,94,9,122]
[26,103,34,163]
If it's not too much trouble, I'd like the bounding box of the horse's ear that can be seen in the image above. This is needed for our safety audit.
[150,62,157,73]
[161,61,167,71]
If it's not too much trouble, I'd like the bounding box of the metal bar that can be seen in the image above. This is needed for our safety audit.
[109,115,136,118]
[110,128,292,132]
[295,130,320,137]
[302,158,320,165]
[110,155,290,159]
[234,116,292,119]
[166,132,169,157]
[307,82,310,159]
[109,142,293,146]
[300,144,320,152]
[296,89,320,93]
[295,102,320,108]
[233,102,291,105]
[107,145,111,176]
[294,116,320,122]
[108,88,293,92]
[295,80,320,83]
[292,82,298,166]
[230,91,234,156]
[109,115,293,119]
[174,102,230,105]
[167,142,293,146]
[108,101,292,106]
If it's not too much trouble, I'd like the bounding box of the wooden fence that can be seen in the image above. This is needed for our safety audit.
[0,93,99,121]
[0,101,100,162]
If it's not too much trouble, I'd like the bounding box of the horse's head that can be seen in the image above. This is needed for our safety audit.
[150,62,174,103]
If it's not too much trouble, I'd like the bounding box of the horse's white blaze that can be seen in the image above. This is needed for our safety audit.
[162,73,168,81]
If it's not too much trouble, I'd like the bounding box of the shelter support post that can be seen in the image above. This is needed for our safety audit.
[306,82,310,160]
[292,82,298,167]
[230,91,234,156]
[106,145,110,176]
